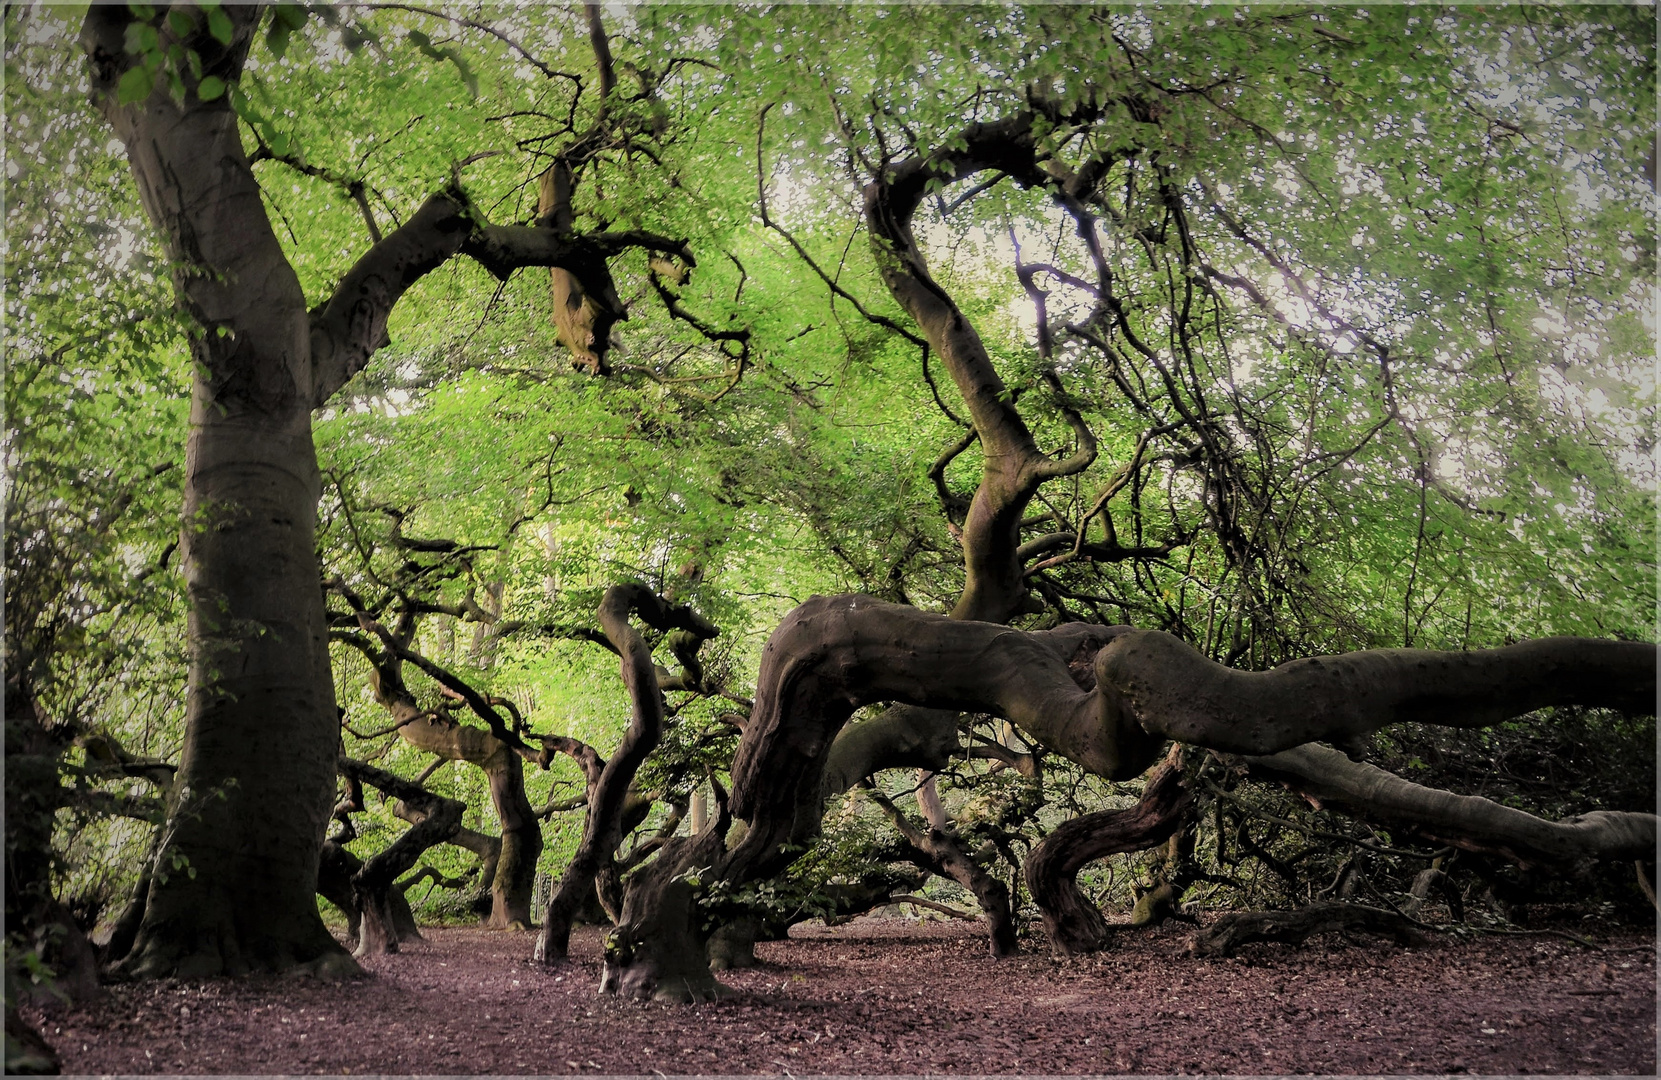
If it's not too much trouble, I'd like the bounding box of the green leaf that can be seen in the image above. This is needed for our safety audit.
[264,4,308,60]
[266,21,292,59]
[116,65,154,105]
[123,21,159,58]
[165,9,195,39]
[196,75,226,102]
[207,8,234,46]
[341,24,376,54]
[228,84,257,122]
[275,2,309,32]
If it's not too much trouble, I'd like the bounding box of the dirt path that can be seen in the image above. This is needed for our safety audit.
[34,916,1656,1075]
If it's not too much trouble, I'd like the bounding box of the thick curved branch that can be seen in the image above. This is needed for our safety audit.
[820,705,963,803]
[393,798,501,867]
[1245,743,1657,868]
[309,186,692,403]
[722,596,1158,890]
[722,595,1653,889]
[1026,401,1099,484]
[928,426,979,532]
[538,734,606,787]
[1025,749,1192,955]
[867,782,1017,955]
[864,115,1047,462]
[863,113,1115,621]
[1096,629,1656,753]
[310,191,473,405]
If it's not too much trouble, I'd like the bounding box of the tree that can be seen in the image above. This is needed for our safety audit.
[19,0,1653,1005]
[78,2,694,977]
[594,5,1657,999]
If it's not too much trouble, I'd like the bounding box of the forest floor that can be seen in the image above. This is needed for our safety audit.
[33,912,1657,1076]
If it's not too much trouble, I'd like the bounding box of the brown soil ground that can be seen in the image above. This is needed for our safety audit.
[32,915,1657,1075]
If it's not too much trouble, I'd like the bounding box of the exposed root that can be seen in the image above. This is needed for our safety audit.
[109,918,357,982]
[649,975,734,1004]
[289,952,366,981]
[1187,901,1417,957]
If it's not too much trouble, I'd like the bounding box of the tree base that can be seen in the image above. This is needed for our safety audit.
[599,940,734,1002]
[111,914,362,981]
[707,918,762,971]
[600,863,728,1002]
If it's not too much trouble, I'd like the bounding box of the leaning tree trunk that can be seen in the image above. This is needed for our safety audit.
[394,720,541,929]
[347,604,542,929]
[339,759,464,957]
[867,773,1018,957]
[538,584,718,964]
[84,5,351,978]
[1024,749,1192,955]
[391,802,502,917]
[319,840,427,950]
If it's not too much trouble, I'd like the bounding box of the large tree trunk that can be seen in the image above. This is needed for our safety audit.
[82,3,695,979]
[115,397,349,978]
[82,6,353,979]
[600,823,731,1001]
